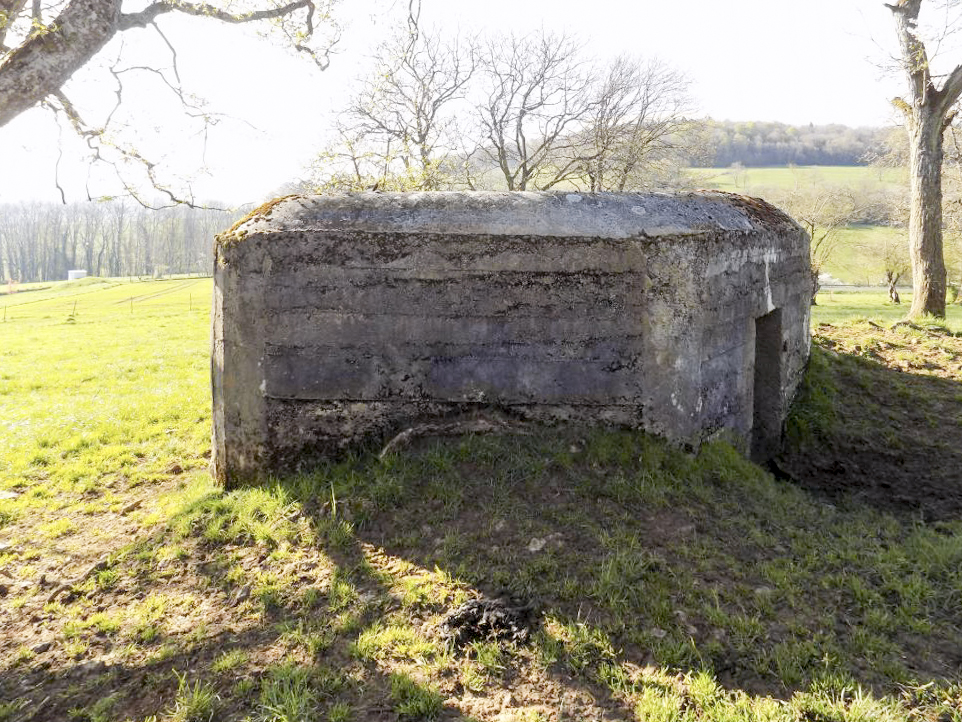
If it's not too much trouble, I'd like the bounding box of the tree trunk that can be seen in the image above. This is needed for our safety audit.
[887,270,902,303]
[0,0,123,128]
[907,106,948,318]
[888,0,962,319]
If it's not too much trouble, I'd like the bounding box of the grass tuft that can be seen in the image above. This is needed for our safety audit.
[255,663,318,722]
[389,673,444,720]
[165,671,218,722]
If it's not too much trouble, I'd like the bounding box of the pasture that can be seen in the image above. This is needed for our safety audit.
[2,278,962,722]
[813,289,962,327]
[689,166,941,288]
[823,225,907,287]
[689,165,905,194]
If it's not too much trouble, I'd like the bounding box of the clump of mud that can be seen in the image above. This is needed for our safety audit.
[440,595,538,648]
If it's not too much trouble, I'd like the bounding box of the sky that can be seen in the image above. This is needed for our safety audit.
[0,0,946,205]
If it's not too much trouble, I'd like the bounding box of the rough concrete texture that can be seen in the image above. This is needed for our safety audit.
[212,191,810,486]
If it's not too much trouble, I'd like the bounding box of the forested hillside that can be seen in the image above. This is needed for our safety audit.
[693,120,889,167]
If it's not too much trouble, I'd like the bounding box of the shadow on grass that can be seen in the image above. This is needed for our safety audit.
[782,342,962,522]
[1,481,481,722]
[5,341,962,721]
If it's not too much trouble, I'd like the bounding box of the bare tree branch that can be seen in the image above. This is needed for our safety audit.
[151,21,182,85]
[0,0,327,129]
[0,0,29,51]
[0,0,123,128]
[771,185,864,304]
[0,0,334,205]
[938,63,962,117]
[574,55,692,192]
[118,1,315,33]
[44,64,205,209]
[313,16,475,191]
[474,30,594,190]
[53,120,67,204]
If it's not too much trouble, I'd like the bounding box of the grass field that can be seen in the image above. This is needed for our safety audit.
[689,165,905,194]
[2,279,962,721]
[819,225,907,286]
[813,289,962,328]
[688,166,943,287]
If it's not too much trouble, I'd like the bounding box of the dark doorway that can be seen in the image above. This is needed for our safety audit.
[751,308,783,461]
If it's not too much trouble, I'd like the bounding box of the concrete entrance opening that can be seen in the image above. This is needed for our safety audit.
[752,308,784,461]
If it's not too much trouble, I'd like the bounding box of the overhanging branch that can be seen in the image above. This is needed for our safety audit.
[0,0,123,129]
[938,64,962,119]
[118,0,315,33]
[0,0,326,130]
[0,0,28,51]
[44,73,204,209]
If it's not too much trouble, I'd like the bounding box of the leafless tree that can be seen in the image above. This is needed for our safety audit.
[887,0,962,317]
[0,200,235,281]
[308,15,695,195]
[878,233,912,302]
[772,186,863,304]
[313,19,475,191]
[577,56,693,192]
[471,30,595,191]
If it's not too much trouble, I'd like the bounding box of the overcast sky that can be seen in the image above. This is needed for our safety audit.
[0,0,943,205]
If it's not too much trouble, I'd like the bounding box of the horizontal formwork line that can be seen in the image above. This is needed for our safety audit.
[263,394,643,404]
[259,310,645,320]
[262,346,645,357]
[262,345,645,355]
[240,267,650,276]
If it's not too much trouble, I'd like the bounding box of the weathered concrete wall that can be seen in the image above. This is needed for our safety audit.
[212,191,810,486]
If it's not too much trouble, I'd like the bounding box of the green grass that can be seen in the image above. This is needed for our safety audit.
[690,165,905,193]
[3,278,962,722]
[812,289,962,329]
[690,165,926,286]
[0,277,211,519]
[389,672,444,720]
[255,663,318,722]
[166,670,219,722]
[822,224,906,285]
[211,649,248,674]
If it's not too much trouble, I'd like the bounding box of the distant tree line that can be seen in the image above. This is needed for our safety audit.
[0,201,238,283]
[694,121,890,168]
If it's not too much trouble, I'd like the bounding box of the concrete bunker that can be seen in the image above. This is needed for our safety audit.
[212,191,811,486]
